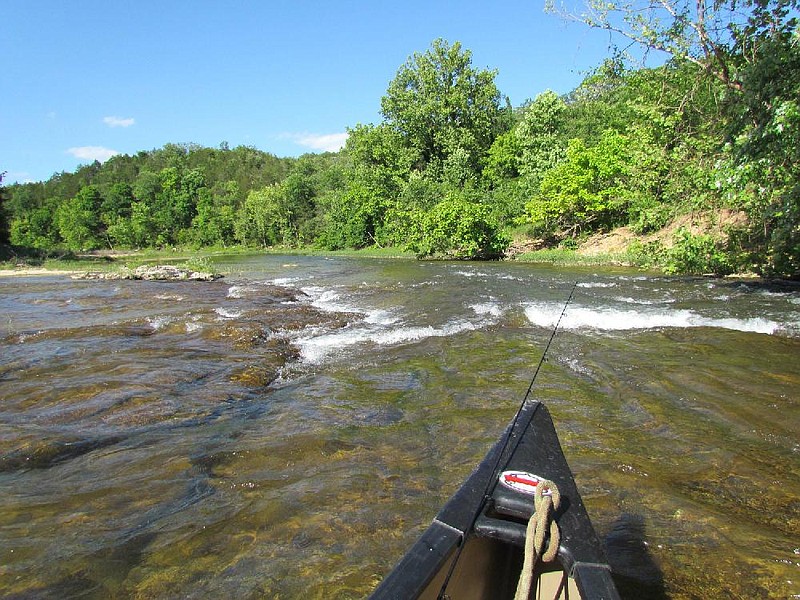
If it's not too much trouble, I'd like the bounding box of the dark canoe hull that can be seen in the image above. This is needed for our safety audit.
[369,401,621,600]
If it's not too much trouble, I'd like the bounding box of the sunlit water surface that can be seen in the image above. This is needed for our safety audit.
[1,256,798,599]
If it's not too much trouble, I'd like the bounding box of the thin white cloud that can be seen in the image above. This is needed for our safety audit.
[67,146,120,163]
[103,116,135,128]
[287,132,348,153]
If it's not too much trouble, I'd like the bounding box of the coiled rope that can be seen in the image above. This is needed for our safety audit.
[514,478,561,600]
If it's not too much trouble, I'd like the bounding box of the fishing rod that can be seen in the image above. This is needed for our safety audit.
[436,280,578,600]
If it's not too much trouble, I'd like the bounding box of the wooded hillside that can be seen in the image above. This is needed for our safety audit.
[3,2,798,278]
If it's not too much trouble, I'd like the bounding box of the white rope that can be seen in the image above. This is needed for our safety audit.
[514,479,561,600]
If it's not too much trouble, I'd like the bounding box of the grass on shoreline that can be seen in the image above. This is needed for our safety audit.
[513,247,634,267]
[1,243,644,277]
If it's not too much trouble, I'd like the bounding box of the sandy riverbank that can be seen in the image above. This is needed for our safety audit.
[0,268,80,278]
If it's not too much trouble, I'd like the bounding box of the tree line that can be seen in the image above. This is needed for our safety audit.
[2,1,798,278]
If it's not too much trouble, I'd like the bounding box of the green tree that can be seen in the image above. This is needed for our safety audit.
[483,130,523,185]
[381,39,506,181]
[722,23,800,277]
[664,228,733,275]
[548,0,766,91]
[9,206,59,249]
[235,185,290,247]
[526,131,633,237]
[154,167,184,244]
[56,185,105,250]
[516,90,568,182]
[111,200,157,248]
[190,181,239,246]
[317,184,387,249]
[403,195,510,259]
[281,167,317,243]
[550,0,800,276]
[100,182,134,226]
[3,143,300,252]
[346,122,413,193]
[4,182,44,222]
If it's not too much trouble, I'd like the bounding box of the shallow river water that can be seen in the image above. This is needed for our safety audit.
[1,255,799,599]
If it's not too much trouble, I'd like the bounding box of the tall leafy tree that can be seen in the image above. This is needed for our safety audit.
[380,39,506,181]
[525,131,633,236]
[100,182,134,226]
[235,185,290,247]
[190,181,239,247]
[56,185,105,250]
[722,14,800,276]
[345,123,416,199]
[483,130,524,185]
[516,90,568,182]
[9,206,59,249]
[318,124,417,249]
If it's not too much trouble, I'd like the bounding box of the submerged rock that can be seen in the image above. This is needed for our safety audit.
[0,435,125,472]
[73,265,223,281]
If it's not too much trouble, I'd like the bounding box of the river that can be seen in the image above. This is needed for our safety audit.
[1,255,798,599]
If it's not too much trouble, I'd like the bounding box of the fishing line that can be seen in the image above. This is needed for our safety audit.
[523,280,577,404]
[436,280,577,600]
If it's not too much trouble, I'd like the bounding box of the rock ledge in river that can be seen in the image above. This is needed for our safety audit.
[73,265,222,281]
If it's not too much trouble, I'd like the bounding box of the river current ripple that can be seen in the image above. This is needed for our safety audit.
[1,256,799,599]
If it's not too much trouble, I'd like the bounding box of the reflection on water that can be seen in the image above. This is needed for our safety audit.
[1,257,799,598]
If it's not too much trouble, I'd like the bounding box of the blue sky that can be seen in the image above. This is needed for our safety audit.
[1,1,615,184]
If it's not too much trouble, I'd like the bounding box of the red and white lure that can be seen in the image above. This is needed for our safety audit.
[498,470,553,496]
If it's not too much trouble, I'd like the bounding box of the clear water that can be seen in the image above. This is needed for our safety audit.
[1,256,798,598]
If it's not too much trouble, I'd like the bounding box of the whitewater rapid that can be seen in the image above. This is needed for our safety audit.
[247,270,800,365]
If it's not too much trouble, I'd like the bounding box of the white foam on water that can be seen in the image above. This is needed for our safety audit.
[454,269,486,278]
[496,274,524,281]
[614,296,663,305]
[296,319,478,364]
[227,285,259,299]
[563,357,593,376]
[470,302,504,317]
[215,307,243,319]
[302,287,354,314]
[577,281,617,289]
[185,321,203,333]
[289,280,519,363]
[617,275,650,282]
[146,315,173,331]
[364,308,401,326]
[524,302,781,335]
[16,331,43,343]
[155,294,184,302]
[270,276,304,286]
[302,286,401,326]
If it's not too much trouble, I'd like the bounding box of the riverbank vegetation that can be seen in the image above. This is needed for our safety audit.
[2,1,798,278]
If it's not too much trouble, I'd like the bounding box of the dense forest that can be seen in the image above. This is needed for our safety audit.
[2,1,798,278]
